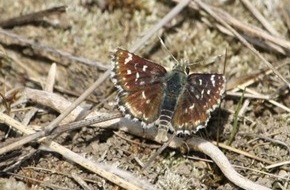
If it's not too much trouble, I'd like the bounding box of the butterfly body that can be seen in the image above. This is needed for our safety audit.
[111,48,225,135]
[158,70,187,132]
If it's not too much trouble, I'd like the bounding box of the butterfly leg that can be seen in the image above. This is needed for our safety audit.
[144,129,176,169]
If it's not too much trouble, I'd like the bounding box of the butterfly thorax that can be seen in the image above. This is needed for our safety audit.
[158,69,187,131]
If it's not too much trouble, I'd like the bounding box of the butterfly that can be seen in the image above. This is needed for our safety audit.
[111,48,225,138]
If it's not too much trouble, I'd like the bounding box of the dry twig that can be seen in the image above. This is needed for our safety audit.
[0,6,66,28]
[0,28,108,70]
[240,0,280,36]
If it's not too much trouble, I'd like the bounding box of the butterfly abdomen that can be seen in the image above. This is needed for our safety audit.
[158,71,187,131]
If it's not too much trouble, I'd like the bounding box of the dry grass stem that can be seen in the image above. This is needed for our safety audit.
[71,172,93,190]
[245,88,290,113]
[240,0,280,36]
[0,28,108,70]
[265,160,290,170]
[213,141,273,165]
[0,6,66,28]
[45,63,56,92]
[129,0,191,52]
[226,91,270,100]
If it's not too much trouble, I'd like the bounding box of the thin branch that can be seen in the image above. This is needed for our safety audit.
[187,137,271,190]
[281,6,290,30]
[0,6,66,28]
[226,91,270,100]
[211,5,290,51]
[0,28,108,70]
[129,0,191,52]
[214,23,286,54]
[240,0,280,36]
[245,88,290,113]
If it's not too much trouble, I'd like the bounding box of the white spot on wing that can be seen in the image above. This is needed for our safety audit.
[211,75,216,86]
[184,130,190,136]
[195,124,206,132]
[176,130,183,136]
[199,79,202,85]
[189,104,195,110]
[142,65,148,72]
[135,72,140,81]
[142,91,146,99]
[124,53,132,64]
[206,108,213,114]
[127,70,132,75]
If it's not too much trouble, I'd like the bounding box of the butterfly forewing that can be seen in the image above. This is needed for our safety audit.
[112,49,167,90]
[172,73,225,132]
[111,48,167,123]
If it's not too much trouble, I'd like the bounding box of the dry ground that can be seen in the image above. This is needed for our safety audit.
[0,0,290,189]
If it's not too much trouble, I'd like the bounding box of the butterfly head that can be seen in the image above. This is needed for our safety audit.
[172,61,190,75]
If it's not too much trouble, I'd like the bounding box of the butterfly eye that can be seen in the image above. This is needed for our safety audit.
[185,67,190,74]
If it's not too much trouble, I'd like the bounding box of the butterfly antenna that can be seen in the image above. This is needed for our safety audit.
[216,48,228,145]
[143,131,176,170]
[223,48,227,75]
[158,36,179,66]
